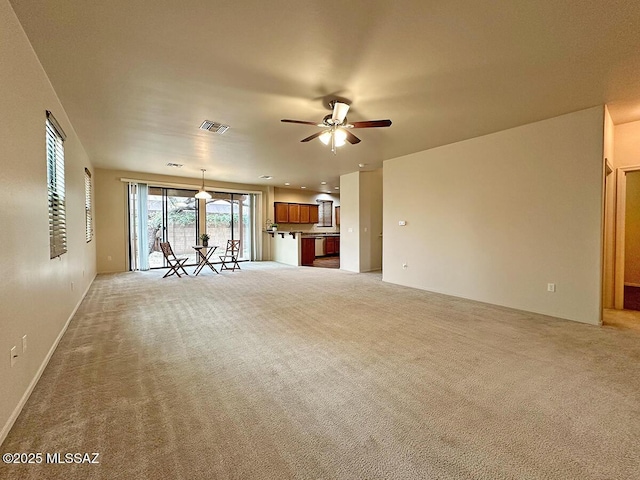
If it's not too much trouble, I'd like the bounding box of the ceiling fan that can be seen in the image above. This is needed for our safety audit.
[281,101,392,153]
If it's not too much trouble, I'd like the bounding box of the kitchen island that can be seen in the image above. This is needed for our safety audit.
[270,231,339,266]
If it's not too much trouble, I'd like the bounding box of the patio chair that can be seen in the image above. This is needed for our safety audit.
[219,239,241,271]
[159,242,190,278]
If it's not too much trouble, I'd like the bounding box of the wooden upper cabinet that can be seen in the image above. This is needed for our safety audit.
[299,204,310,224]
[288,203,300,223]
[335,206,340,226]
[310,204,319,223]
[274,202,320,224]
[275,202,289,224]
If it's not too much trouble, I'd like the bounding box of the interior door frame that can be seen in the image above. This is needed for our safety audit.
[614,164,640,309]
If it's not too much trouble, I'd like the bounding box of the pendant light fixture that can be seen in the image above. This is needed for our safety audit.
[195,169,211,199]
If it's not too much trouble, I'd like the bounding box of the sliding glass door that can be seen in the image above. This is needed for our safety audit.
[146,187,199,269]
[165,189,199,265]
[129,185,254,270]
[206,192,253,260]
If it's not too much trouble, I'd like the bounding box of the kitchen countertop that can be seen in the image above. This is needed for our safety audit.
[301,233,340,237]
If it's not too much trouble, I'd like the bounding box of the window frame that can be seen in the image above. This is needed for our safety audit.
[317,200,333,227]
[85,168,93,242]
[46,110,67,259]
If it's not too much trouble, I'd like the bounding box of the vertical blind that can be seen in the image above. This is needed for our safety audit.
[85,168,93,242]
[46,111,67,258]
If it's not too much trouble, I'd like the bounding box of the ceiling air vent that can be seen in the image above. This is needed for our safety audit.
[166,162,183,168]
[199,120,230,134]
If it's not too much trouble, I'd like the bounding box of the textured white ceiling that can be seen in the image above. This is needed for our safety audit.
[10,0,640,191]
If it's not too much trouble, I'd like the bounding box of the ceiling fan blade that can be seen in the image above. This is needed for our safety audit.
[332,102,350,124]
[300,131,324,142]
[344,130,361,144]
[350,119,392,128]
[281,119,320,126]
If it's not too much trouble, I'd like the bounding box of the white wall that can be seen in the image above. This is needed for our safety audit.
[271,234,301,266]
[0,0,96,442]
[340,172,360,272]
[383,107,605,325]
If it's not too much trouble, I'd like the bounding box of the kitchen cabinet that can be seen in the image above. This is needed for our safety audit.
[310,205,319,223]
[288,203,300,223]
[325,236,336,255]
[275,202,289,223]
[300,204,310,223]
[301,238,316,266]
[274,202,320,224]
[335,206,340,226]
[335,237,340,254]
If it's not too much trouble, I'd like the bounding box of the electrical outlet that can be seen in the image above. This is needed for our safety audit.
[547,283,556,292]
[107,255,112,261]
[10,346,17,367]
[22,335,27,353]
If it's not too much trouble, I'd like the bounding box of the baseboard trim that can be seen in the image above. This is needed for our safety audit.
[0,274,96,446]
[624,282,640,288]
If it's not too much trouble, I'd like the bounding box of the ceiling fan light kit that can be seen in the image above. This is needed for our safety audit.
[281,100,392,154]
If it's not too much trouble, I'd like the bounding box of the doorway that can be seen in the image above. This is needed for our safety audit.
[614,166,640,310]
[128,186,200,270]
[205,192,253,261]
[621,170,640,310]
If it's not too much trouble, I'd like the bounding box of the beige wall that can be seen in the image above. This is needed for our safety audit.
[273,188,340,233]
[614,120,640,168]
[359,170,383,272]
[0,0,96,442]
[339,170,383,273]
[602,107,616,308]
[383,107,605,325]
[95,168,273,273]
[625,171,640,285]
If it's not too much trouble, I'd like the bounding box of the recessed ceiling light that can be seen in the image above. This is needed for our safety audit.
[358,163,367,168]
[321,181,327,185]
[334,186,339,189]
[166,162,183,168]
[301,186,306,189]
[284,182,290,186]
[259,175,273,179]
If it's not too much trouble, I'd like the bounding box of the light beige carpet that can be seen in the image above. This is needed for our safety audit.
[1,262,639,479]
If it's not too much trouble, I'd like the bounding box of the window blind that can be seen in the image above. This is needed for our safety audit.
[46,111,67,258]
[85,168,93,242]
[317,200,333,227]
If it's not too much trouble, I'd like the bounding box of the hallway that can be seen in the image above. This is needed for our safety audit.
[603,308,640,332]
